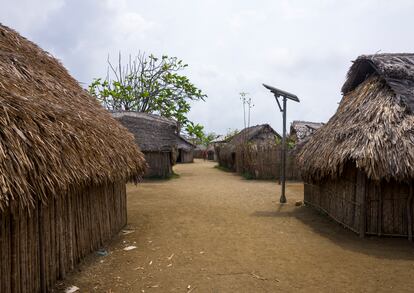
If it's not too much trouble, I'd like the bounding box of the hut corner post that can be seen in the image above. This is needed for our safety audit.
[357,171,367,238]
[408,182,413,242]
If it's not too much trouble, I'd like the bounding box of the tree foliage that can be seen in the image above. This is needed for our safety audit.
[185,122,205,144]
[89,52,206,127]
[185,122,218,146]
[202,132,217,147]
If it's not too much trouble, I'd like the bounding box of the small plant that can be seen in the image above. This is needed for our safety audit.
[214,165,232,172]
[241,172,254,180]
[145,171,180,180]
[168,171,180,180]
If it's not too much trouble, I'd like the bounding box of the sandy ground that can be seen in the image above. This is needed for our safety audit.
[57,159,414,292]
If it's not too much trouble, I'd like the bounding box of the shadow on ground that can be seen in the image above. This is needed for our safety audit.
[251,205,414,261]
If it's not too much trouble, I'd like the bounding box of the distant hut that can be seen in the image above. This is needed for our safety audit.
[290,120,324,144]
[176,135,194,163]
[298,54,414,239]
[206,144,215,160]
[193,145,207,159]
[209,135,228,161]
[217,124,281,173]
[112,112,177,178]
[0,24,146,293]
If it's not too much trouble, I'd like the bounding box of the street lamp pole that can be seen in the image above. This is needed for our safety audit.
[262,84,300,204]
[281,96,287,203]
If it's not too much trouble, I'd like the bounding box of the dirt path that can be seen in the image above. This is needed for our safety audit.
[59,160,414,292]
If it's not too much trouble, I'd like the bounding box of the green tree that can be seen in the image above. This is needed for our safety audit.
[89,52,206,128]
[202,132,217,147]
[184,124,218,147]
[185,122,205,145]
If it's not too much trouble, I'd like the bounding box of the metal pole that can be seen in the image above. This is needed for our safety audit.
[280,97,287,203]
[262,83,299,204]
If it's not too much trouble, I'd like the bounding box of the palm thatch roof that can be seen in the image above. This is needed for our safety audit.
[290,120,324,143]
[298,53,414,182]
[194,144,207,151]
[342,54,414,111]
[0,24,146,212]
[228,124,281,145]
[112,111,178,152]
[218,124,281,158]
[176,135,195,151]
[211,135,228,144]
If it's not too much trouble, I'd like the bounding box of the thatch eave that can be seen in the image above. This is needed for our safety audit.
[299,74,414,183]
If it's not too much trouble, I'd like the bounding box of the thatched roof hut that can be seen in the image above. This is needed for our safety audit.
[176,135,195,163]
[229,124,281,146]
[206,144,216,160]
[113,111,178,177]
[217,124,281,172]
[0,24,146,292]
[193,144,207,159]
[290,120,324,143]
[298,53,414,239]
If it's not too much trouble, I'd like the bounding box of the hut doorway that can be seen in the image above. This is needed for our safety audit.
[177,150,183,163]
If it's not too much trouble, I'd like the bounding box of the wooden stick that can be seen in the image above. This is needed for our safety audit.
[408,182,413,242]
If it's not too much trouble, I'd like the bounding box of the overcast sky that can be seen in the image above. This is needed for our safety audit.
[2,0,414,134]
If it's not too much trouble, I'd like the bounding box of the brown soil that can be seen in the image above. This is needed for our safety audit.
[58,160,414,292]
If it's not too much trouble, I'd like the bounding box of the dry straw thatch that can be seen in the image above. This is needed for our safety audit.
[0,24,146,212]
[217,124,281,172]
[290,120,324,143]
[219,124,281,157]
[112,111,178,152]
[298,54,414,182]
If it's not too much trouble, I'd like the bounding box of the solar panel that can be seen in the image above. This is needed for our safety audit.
[263,83,300,102]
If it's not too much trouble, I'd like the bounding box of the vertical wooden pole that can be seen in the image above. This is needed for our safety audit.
[11,207,21,293]
[357,170,366,238]
[38,203,46,293]
[377,183,382,236]
[408,182,413,242]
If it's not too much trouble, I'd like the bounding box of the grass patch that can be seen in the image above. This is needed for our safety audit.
[169,171,180,179]
[144,171,180,181]
[214,165,233,172]
[241,172,254,180]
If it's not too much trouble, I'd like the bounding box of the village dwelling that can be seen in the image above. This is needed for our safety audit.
[113,111,178,178]
[298,53,414,239]
[206,144,215,160]
[0,24,146,293]
[193,144,207,159]
[288,121,325,179]
[176,135,195,163]
[217,124,282,177]
[290,120,324,144]
[208,135,228,161]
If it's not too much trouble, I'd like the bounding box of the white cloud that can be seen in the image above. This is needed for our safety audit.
[2,0,414,135]
[0,0,64,33]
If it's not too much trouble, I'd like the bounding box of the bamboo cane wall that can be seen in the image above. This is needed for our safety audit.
[234,144,301,180]
[177,150,194,163]
[143,151,173,178]
[304,165,414,239]
[0,181,127,293]
[193,150,204,159]
[207,151,215,161]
